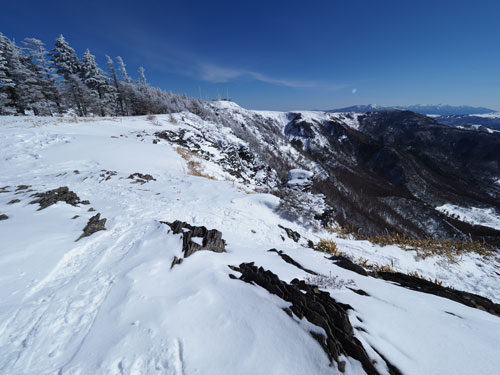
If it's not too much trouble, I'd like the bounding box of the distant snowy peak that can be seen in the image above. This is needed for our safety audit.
[211,99,242,110]
[328,104,496,116]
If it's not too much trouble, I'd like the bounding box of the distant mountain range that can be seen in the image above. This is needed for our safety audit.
[327,104,496,116]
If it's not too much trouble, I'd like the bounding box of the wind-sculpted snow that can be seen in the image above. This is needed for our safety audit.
[0,113,500,374]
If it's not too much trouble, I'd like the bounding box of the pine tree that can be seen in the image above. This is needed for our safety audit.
[106,55,124,115]
[2,36,46,115]
[0,33,14,113]
[23,38,62,114]
[80,49,118,116]
[50,34,80,78]
[138,66,147,86]
[80,48,105,115]
[50,35,89,116]
[116,56,130,82]
[115,56,135,114]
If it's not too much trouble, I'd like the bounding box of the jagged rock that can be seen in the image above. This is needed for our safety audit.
[277,224,301,242]
[8,199,20,205]
[0,186,10,193]
[162,220,226,257]
[377,271,500,317]
[329,255,369,276]
[170,256,183,269]
[232,262,393,375]
[76,213,107,241]
[30,186,82,210]
[0,214,8,220]
[99,170,117,182]
[155,129,191,147]
[128,173,156,184]
[268,248,318,275]
[16,185,31,191]
[348,288,370,296]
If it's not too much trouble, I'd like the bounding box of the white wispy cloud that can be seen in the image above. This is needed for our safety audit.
[125,36,348,91]
[197,63,347,91]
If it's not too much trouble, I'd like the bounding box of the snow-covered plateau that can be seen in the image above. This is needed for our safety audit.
[1,110,500,375]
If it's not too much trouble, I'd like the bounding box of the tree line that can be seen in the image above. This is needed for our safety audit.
[0,32,206,116]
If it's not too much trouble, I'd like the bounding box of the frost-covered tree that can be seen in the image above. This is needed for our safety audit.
[50,35,91,116]
[50,35,80,78]
[23,38,62,114]
[138,66,147,86]
[0,32,214,117]
[0,33,14,113]
[1,36,48,115]
[79,49,118,116]
[116,56,130,82]
[106,55,124,115]
[80,49,105,115]
[80,49,103,90]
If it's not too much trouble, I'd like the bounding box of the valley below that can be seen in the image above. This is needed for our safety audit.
[1,104,500,375]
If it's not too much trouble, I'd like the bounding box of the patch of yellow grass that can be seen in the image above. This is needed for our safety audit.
[329,224,494,263]
[366,233,493,263]
[315,239,344,256]
[175,147,216,180]
[408,271,443,286]
[357,257,396,273]
[325,225,355,239]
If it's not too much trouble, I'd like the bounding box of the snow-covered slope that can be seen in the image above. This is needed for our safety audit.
[1,113,500,375]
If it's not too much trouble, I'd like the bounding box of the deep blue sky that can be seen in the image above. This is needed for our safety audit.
[1,0,499,110]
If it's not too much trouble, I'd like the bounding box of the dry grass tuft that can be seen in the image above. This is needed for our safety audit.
[357,257,396,273]
[315,239,343,255]
[175,147,216,180]
[325,225,355,239]
[329,224,494,263]
[407,271,444,286]
[366,233,494,263]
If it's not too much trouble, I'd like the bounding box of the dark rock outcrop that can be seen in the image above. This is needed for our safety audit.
[0,214,8,220]
[377,271,500,317]
[128,173,156,184]
[162,220,226,257]
[329,255,369,276]
[268,248,317,275]
[30,187,82,210]
[76,213,107,241]
[8,199,20,205]
[277,224,301,242]
[231,262,396,375]
[99,170,117,182]
[170,256,183,269]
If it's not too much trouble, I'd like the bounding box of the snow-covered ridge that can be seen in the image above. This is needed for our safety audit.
[0,113,499,375]
[436,204,500,230]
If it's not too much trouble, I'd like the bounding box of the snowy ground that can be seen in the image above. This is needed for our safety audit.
[1,114,499,375]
